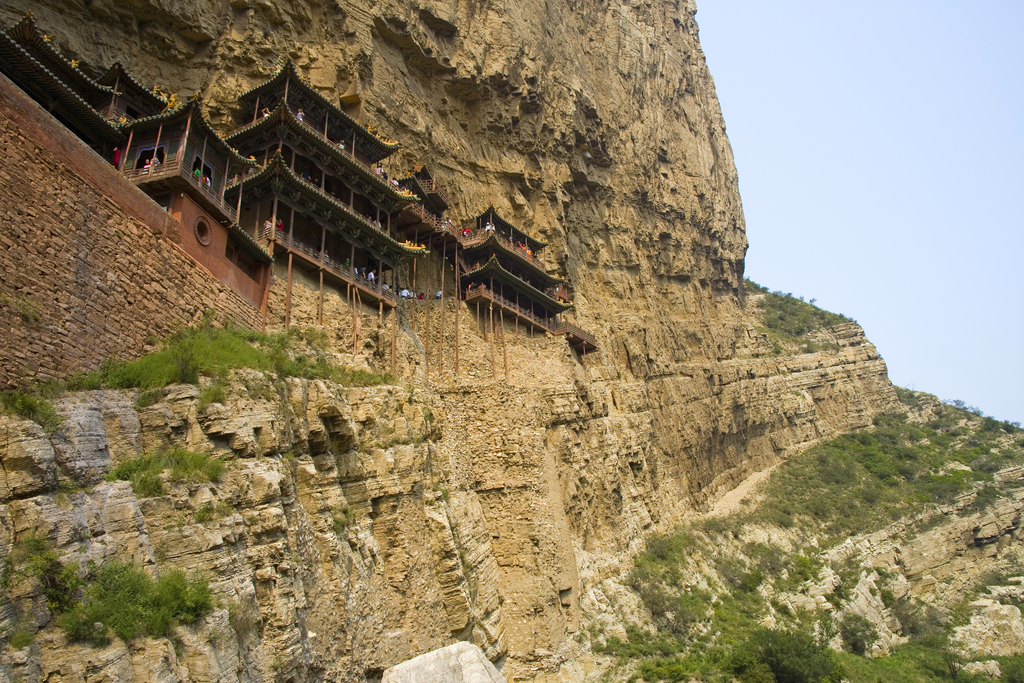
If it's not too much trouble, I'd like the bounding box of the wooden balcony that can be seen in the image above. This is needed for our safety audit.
[415,176,450,208]
[124,155,238,224]
[553,320,597,352]
[463,284,557,332]
[258,225,397,306]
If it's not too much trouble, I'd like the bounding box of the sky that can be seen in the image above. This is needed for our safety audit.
[694,0,1024,422]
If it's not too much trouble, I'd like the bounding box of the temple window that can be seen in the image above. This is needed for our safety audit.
[135,146,165,169]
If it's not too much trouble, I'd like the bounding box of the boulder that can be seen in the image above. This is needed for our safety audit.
[382,642,505,683]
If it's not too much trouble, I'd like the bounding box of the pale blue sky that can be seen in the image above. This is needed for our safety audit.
[695,1,1024,422]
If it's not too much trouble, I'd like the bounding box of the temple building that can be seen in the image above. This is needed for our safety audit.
[0,14,597,366]
[224,61,426,320]
[462,209,595,353]
[118,98,272,308]
[0,14,123,155]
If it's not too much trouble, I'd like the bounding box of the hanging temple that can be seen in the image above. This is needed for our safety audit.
[0,14,597,378]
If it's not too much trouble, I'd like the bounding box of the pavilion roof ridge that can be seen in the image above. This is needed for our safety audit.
[476,206,549,248]
[225,152,427,258]
[225,99,419,203]
[97,62,167,112]
[463,255,573,311]
[463,232,565,285]
[119,98,259,169]
[0,27,123,145]
[237,60,400,156]
[6,14,112,101]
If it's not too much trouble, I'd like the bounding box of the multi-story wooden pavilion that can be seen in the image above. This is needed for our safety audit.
[118,98,272,307]
[0,15,123,155]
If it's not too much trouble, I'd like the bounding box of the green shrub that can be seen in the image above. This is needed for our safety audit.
[840,613,879,655]
[0,390,63,433]
[59,562,211,645]
[197,383,227,411]
[732,627,845,683]
[2,534,81,613]
[7,624,35,649]
[1003,655,1024,683]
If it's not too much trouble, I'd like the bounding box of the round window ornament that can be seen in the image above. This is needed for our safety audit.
[194,218,212,246]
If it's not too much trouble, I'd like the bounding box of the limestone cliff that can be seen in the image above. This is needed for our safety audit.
[0,0,899,680]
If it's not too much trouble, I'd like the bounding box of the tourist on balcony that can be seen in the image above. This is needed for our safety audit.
[263,218,273,235]
[382,283,390,293]
[375,164,384,177]
[485,221,495,233]
[418,293,425,300]
[367,270,375,284]
[436,290,442,299]
[112,148,121,168]
[276,219,284,232]
[400,288,410,298]
[296,108,304,121]
[462,227,471,237]
[390,178,399,188]
[262,107,270,118]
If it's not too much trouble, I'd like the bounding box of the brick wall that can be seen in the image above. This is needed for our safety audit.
[0,72,262,387]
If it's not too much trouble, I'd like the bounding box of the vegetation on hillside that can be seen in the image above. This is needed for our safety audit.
[1,316,396,430]
[597,390,1024,682]
[105,448,225,497]
[66,319,394,391]
[2,535,211,648]
[744,279,850,354]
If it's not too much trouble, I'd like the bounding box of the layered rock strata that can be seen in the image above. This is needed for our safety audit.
[0,0,902,680]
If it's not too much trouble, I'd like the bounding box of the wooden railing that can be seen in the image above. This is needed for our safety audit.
[124,156,238,222]
[258,225,396,303]
[463,285,556,331]
[415,177,451,206]
[554,320,597,347]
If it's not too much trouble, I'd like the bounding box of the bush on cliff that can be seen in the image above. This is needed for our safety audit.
[59,562,211,645]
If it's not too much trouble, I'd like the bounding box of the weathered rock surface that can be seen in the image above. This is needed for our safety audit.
[382,642,506,683]
[0,0,902,679]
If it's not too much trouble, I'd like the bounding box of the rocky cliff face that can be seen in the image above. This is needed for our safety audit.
[0,0,899,680]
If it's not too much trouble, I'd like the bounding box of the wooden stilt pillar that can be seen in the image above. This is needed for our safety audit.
[424,265,431,379]
[353,289,361,354]
[391,304,398,374]
[318,271,324,326]
[285,253,293,328]
[478,301,483,339]
[379,301,383,327]
[500,307,508,381]
[454,259,460,377]
[489,302,495,380]
[439,241,446,378]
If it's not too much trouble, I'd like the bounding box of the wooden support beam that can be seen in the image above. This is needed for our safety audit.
[439,241,446,378]
[424,262,431,379]
[318,271,324,326]
[500,307,508,382]
[391,305,398,375]
[285,252,293,328]
[489,302,495,380]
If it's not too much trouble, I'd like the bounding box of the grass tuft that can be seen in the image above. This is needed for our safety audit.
[106,449,225,497]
